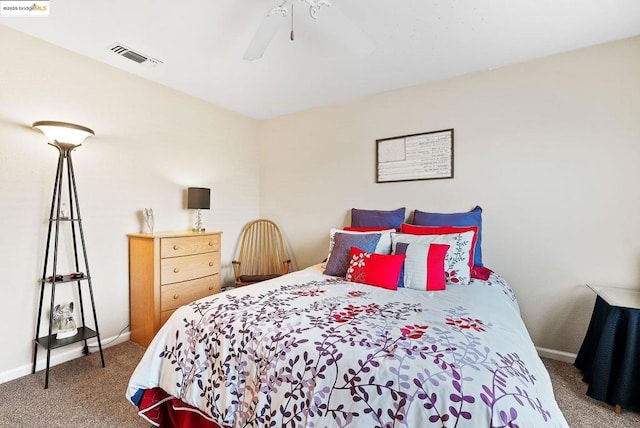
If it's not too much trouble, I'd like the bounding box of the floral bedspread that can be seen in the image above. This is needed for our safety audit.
[127,265,568,427]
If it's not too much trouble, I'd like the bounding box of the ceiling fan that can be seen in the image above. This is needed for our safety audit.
[243,0,376,61]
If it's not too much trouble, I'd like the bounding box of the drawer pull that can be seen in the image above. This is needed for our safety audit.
[173,245,179,250]
[209,261,214,267]
[173,294,179,300]
[208,286,214,291]
[173,268,179,273]
[209,241,214,246]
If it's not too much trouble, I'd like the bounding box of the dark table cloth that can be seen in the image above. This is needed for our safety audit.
[574,295,640,411]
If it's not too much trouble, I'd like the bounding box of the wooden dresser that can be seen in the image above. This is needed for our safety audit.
[128,231,222,347]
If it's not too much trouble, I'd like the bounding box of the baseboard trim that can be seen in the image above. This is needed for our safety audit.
[536,346,577,364]
[0,331,130,384]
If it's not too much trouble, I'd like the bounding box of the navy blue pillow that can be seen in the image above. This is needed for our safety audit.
[394,242,410,288]
[413,205,483,267]
[324,232,381,277]
[351,207,406,229]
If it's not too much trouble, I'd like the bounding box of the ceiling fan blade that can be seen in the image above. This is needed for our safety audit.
[316,3,376,56]
[243,9,288,61]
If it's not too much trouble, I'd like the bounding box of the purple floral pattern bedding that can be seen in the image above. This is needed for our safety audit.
[127,266,568,427]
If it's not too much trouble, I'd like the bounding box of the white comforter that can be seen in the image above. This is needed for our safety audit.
[127,265,568,427]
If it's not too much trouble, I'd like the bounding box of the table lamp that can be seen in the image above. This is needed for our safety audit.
[187,187,210,232]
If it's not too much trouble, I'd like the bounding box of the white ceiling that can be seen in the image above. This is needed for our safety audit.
[2,0,639,119]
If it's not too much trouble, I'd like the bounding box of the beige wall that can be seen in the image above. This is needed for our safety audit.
[259,36,640,354]
[0,26,260,378]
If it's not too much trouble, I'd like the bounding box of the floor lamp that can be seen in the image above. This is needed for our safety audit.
[32,121,105,388]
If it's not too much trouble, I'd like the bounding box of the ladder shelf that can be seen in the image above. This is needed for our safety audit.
[32,141,105,389]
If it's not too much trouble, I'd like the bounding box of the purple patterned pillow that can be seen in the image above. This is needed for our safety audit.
[323,232,381,277]
[351,207,406,228]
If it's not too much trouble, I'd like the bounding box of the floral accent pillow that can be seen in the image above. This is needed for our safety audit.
[400,224,478,270]
[412,206,484,266]
[392,229,476,285]
[345,247,406,290]
[394,242,450,291]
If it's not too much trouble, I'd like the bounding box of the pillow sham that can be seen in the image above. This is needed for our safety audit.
[324,233,381,277]
[345,246,405,290]
[392,230,476,285]
[400,224,478,269]
[394,242,450,291]
[412,206,483,267]
[351,207,406,229]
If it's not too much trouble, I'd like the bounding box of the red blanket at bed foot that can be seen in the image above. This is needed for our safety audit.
[138,387,225,428]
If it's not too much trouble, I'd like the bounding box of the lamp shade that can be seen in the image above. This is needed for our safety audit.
[33,121,94,145]
[187,187,211,210]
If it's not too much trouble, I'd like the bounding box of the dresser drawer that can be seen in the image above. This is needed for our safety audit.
[161,252,220,285]
[161,234,221,258]
[161,275,221,311]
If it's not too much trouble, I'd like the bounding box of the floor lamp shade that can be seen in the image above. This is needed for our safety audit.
[187,187,211,210]
[32,121,94,145]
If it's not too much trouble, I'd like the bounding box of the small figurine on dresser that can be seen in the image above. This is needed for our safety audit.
[143,208,154,234]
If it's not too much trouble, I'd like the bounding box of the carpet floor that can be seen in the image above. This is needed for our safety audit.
[542,358,640,427]
[0,341,638,427]
[0,341,147,428]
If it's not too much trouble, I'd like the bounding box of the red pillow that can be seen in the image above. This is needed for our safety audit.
[424,243,449,291]
[345,247,406,290]
[400,224,478,269]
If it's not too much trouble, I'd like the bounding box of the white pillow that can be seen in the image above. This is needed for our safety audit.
[322,228,394,268]
[392,231,475,285]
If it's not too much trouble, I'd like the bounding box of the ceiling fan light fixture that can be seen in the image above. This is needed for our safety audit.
[243,0,375,61]
[305,0,331,19]
[271,2,288,17]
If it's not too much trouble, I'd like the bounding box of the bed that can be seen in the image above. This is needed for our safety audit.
[126,264,568,427]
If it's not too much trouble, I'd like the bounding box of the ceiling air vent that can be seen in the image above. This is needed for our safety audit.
[108,43,162,68]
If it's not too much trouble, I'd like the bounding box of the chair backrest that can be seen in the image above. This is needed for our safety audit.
[236,219,288,277]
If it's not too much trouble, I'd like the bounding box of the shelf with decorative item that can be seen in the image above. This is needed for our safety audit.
[43,273,89,284]
[34,326,98,350]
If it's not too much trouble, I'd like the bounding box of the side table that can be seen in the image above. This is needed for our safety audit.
[574,284,640,413]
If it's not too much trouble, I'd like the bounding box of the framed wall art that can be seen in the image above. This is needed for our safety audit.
[376,129,454,183]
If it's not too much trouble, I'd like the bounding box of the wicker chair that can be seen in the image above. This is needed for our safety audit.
[232,219,291,286]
